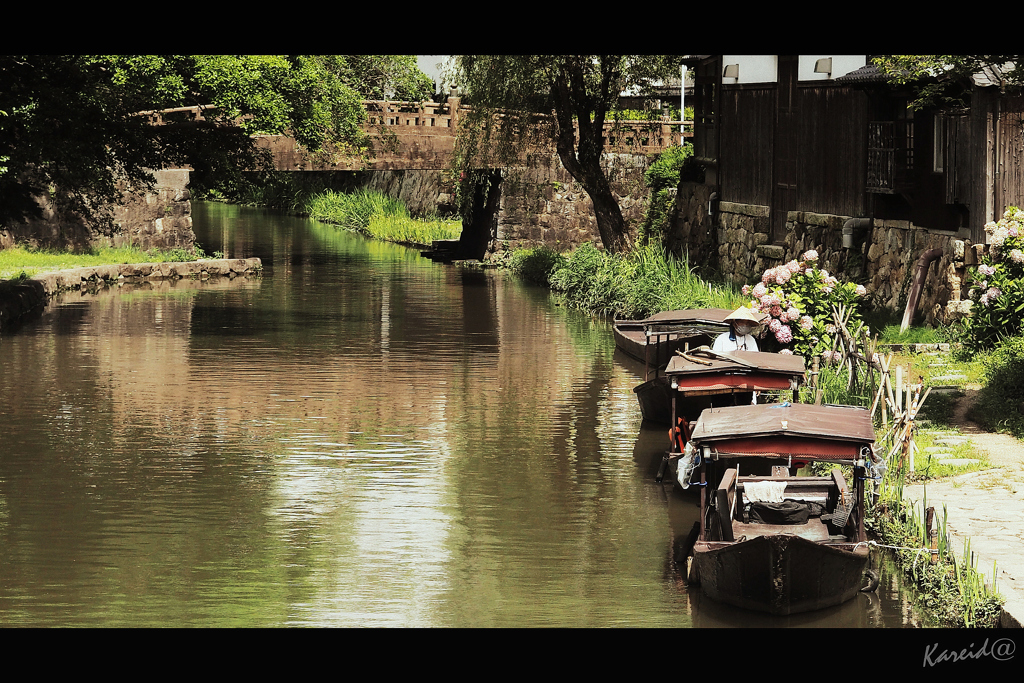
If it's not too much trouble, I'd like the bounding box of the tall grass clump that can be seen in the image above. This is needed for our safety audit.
[546,241,745,319]
[304,189,462,247]
[365,212,462,247]
[869,461,1004,627]
[304,189,409,232]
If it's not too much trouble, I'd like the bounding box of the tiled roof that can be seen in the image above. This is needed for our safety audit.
[834,64,892,84]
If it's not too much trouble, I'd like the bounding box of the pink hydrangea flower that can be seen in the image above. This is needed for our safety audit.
[979,264,996,276]
[799,315,813,330]
[774,324,793,344]
[770,304,783,318]
[803,250,818,262]
[769,318,782,332]
[752,282,767,299]
[741,284,750,296]
[786,260,800,273]
[779,348,793,355]
[855,285,867,297]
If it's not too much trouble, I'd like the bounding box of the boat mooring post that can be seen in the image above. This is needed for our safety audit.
[926,506,938,564]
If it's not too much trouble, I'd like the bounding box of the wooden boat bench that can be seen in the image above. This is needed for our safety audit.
[714,468,851,542]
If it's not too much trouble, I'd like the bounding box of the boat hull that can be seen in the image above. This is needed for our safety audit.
[690,534,869,615]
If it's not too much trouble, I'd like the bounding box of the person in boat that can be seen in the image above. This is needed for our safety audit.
[712,307,762,353]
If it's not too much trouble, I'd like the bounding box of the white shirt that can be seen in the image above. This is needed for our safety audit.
[713,330,759,354]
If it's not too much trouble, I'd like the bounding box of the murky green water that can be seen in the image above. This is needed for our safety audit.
[0,202,925,627]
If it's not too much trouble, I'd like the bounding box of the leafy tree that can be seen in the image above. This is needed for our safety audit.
[450,55,683,254]
[872,55,1024,110]
[0,54,431,232]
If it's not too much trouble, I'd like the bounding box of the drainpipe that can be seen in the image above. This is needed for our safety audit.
[842,217,872,249]
[901,248,944,332]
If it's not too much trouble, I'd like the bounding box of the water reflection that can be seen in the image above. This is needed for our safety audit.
[0,203,925,627]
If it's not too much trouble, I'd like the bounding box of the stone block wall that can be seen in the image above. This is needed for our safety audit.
[0,169,195,253]
[110,169,195,251]
[709,200,969,326]
[487,152,651,256]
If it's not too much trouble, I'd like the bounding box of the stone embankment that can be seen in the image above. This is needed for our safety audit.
[0,258,262,332]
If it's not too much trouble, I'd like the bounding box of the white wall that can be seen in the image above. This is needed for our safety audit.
[721,55,867,84]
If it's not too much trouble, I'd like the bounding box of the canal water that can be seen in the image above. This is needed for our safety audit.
[0,202,926,627]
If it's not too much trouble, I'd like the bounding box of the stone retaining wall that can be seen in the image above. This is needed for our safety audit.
[0,169,195,253]
[487,152,651,256]
[709,200,970,326]
[0,258,261,333]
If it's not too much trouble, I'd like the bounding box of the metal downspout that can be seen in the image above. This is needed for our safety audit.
[901,248,944,332]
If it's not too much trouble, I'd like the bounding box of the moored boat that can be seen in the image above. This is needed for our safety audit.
[640,347,805,426]
[612,309,732,368]
[680,402,877,615]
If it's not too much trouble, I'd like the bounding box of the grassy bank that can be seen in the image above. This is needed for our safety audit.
[303,189,461,247]
[505,241,747,320]
[0,244,217,280]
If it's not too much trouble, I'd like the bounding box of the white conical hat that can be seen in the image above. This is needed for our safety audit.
[725,306,764,323]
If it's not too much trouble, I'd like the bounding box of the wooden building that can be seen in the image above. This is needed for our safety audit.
[679,55,1024,321]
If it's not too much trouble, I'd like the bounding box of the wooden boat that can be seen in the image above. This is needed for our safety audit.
[680,402,876,615]
[639,347,805,426]
[613,308,732,367]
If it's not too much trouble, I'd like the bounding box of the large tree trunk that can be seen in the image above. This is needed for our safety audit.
[549,57,634,254]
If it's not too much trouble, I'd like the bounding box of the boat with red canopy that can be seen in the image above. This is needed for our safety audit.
[680,402,877,615]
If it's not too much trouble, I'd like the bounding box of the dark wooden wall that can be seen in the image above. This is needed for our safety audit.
[718,83,869,221]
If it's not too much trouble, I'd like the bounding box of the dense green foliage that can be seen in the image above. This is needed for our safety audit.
[0,55,432,231]
[451,55,684,254]
[873,55,1024,111]
[971,334,1024,438]
[640,143,692,243]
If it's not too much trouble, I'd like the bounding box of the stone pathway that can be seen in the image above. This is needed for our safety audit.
[902,387,1024,628]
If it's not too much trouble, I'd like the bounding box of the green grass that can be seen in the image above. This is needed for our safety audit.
[0,244,215,280]
[542,241,746,319]
[303,189,462,247]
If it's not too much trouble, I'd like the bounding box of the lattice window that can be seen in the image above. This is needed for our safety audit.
[867,119,914,194]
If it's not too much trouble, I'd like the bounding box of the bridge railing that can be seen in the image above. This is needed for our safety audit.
[359,97,692,148]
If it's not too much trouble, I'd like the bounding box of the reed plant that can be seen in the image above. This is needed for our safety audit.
[868,431,1004,627]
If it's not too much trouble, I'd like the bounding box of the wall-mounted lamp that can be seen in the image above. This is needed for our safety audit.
[723,64,739,79]
[814,57,832,78]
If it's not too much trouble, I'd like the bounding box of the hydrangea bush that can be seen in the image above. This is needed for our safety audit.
[954,206,1024,352]
[742,250,867,360]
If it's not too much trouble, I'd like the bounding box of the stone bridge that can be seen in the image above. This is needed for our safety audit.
[253,94,688,172]
[141,96,691,260]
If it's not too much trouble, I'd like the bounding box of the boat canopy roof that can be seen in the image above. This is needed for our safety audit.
[690,403,876,446]
[618,308,734,328]
[665,349,806,378]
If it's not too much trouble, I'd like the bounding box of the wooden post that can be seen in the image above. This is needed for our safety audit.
[926,506,938,564]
